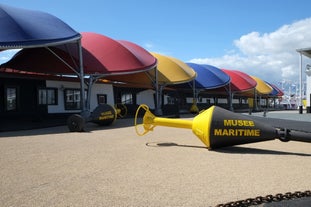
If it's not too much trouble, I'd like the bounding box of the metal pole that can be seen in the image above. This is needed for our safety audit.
[254,88,258,111]
[78,39,88,117]
[299,53,303,114]
[154,67,162,115]
[228,83,233,111]
[193,79,196,100]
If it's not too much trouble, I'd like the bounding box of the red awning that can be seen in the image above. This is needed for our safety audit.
[222,69,257,92]
[1,32,157,75]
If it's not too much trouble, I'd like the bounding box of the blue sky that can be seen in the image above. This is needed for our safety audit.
[1,0,311,89]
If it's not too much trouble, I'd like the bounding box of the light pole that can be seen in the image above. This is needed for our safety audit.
[305,64,311,113]
[299,54,303,113]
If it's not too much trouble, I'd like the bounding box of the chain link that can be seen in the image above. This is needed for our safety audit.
[215,190,311,207]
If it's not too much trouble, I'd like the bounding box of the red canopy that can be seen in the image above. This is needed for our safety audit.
[1,32,157,75]
[222,69,257,92]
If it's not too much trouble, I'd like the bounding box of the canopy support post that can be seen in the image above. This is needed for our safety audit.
[77,39,89,118]
[86,76,95,114]
[255,89,260,111]
[224,84,233,111]
[190,79,199,113]
[154,67,163,115]
[228,83,234,111]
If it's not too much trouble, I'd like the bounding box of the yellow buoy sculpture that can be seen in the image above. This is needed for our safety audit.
[135,104,311,149]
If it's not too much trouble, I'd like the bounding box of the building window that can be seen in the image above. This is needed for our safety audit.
[64,89,86,110]
[166,96,175,104]
[121,92,133,104]
[97,94,107,105]
[38,88,57,105]
[6,87,17,111]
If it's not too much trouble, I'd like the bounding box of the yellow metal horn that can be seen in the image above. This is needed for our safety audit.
[135,104,214,147]
[135,104,193,136]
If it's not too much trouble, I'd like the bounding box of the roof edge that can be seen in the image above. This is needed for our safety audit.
[0,34,81,50]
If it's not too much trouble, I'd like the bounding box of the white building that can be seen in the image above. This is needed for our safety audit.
[297,47,311,111]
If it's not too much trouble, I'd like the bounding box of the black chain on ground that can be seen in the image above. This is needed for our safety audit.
[215,190,311,207]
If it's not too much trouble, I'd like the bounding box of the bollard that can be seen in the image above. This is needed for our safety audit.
[299,105,303,114]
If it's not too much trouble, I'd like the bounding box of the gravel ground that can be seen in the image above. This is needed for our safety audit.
[0,112,310,207]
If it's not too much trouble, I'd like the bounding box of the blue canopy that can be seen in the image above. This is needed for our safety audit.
[0,4,81,49]
[0,4,86,110]
[199,64,231,89]
[265,81,284,97]
[181,63,230,89]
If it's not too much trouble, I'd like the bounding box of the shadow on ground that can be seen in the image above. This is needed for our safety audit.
[0,117,136,138]
[146,141,311,157]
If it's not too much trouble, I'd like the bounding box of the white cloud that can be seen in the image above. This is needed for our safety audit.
[143,42,153,49]
[142,42,174,57]
[0,49,19,64]
[190,18,311,85]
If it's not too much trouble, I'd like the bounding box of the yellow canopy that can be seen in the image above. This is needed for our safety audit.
[151,52,196,85]
[104,53,196,87]
[239,75,273,97]
[251,76,273,95]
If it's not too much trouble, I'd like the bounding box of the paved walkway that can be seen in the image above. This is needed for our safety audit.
[0,110,310,206]
[245,109,311,122]
[244,109,311,135]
